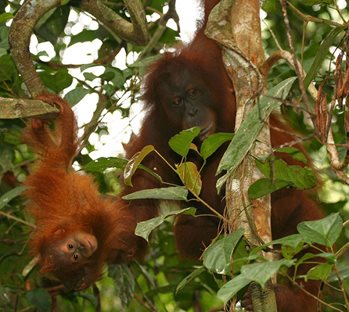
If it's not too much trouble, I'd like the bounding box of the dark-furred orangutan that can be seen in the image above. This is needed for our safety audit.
[122,0,323,311]
[23,94,145,290]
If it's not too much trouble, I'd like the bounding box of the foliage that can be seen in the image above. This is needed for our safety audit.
[0,0,349,311]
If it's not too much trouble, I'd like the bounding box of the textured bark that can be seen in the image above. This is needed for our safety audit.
[206,0,277,311]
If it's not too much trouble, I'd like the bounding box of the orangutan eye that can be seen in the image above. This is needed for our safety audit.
[172,96,182,106]
[68,244,74,249]
[73,253,79,262]
[187,88,197,98]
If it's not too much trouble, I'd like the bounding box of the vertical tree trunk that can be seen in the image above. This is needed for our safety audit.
[206,0,277,311]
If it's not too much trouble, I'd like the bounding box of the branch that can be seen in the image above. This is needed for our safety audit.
[9,0,149,97]
[80,0,149,45]
[9,0,61,97]
[0,97,58,119]
[139,0,179,59]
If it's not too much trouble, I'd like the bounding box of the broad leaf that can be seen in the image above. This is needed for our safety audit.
[135,207,196,241]
[217,274,251,303]
[122,186,188,201]
[124,145,154,186]
[306,263,333,281]
[84,157,128,172]
[297,213,343,247]
[176,161,202,196]
[256,159,316,190]
[248,178,288,200]
[202,229,244,275]
[176,266,205,293]
[64,87,90,105]
[274,147,307,164]
[241,259,294,288]
[200,132,234,160]
[271,234,304,249]
[168,127,200,157]
[40,69,73,93]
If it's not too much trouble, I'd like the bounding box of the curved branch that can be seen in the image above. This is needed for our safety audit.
[9,0,149,98]
[9,0,61,97]
[261,50,318,100]
[80,0,149,45]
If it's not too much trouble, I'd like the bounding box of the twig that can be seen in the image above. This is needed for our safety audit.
[280,0,313,116]
[288,2,343,28]
[0,211,36,229]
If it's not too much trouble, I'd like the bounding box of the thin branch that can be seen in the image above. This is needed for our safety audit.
[0,211,36,229]
[9,0,148,98]
[280,0,313,116]
[288,2,343,28]
[80,0,149,45]
[139,0,179,59]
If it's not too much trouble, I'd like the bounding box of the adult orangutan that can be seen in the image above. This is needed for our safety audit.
[121,0,323,311]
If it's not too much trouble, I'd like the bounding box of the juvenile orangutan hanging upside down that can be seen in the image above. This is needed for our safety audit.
[23,94,145,290]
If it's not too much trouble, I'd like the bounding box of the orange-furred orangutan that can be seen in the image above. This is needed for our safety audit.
[23,94,144,290]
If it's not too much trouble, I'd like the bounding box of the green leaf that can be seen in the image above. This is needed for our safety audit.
[0,186,26,210]
[217,274,251,303]
[176,266,206,293]
[64,87,90,105]
[297,213,343,247]
[216,77,297,191]
[108,264,135,306]
[256,159,316,190]
[304,27,344,88]
[36,6,70,45]
[202,229,244,275]
[25,288,52,311]
[84,157,128,172]
[83,72,98,81]
[176,162,202,196]
[274,147,307,164]
[298,252,336,265]
[69,29,97,46]
[273,160,316,189]
[241,259,294,288]
[135,207,195,241]
[40,69,73,93]
[102,67,125,89]
[168,127,200,157]
[248,178,288,200]
[0,54,16,82]
[271,234,304,249]
[122,186,188,201]
[200,132,234,160]
[124,145,154,186]
[306,263,333,281]
[0,13,12,24]
[262,0,278,13]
